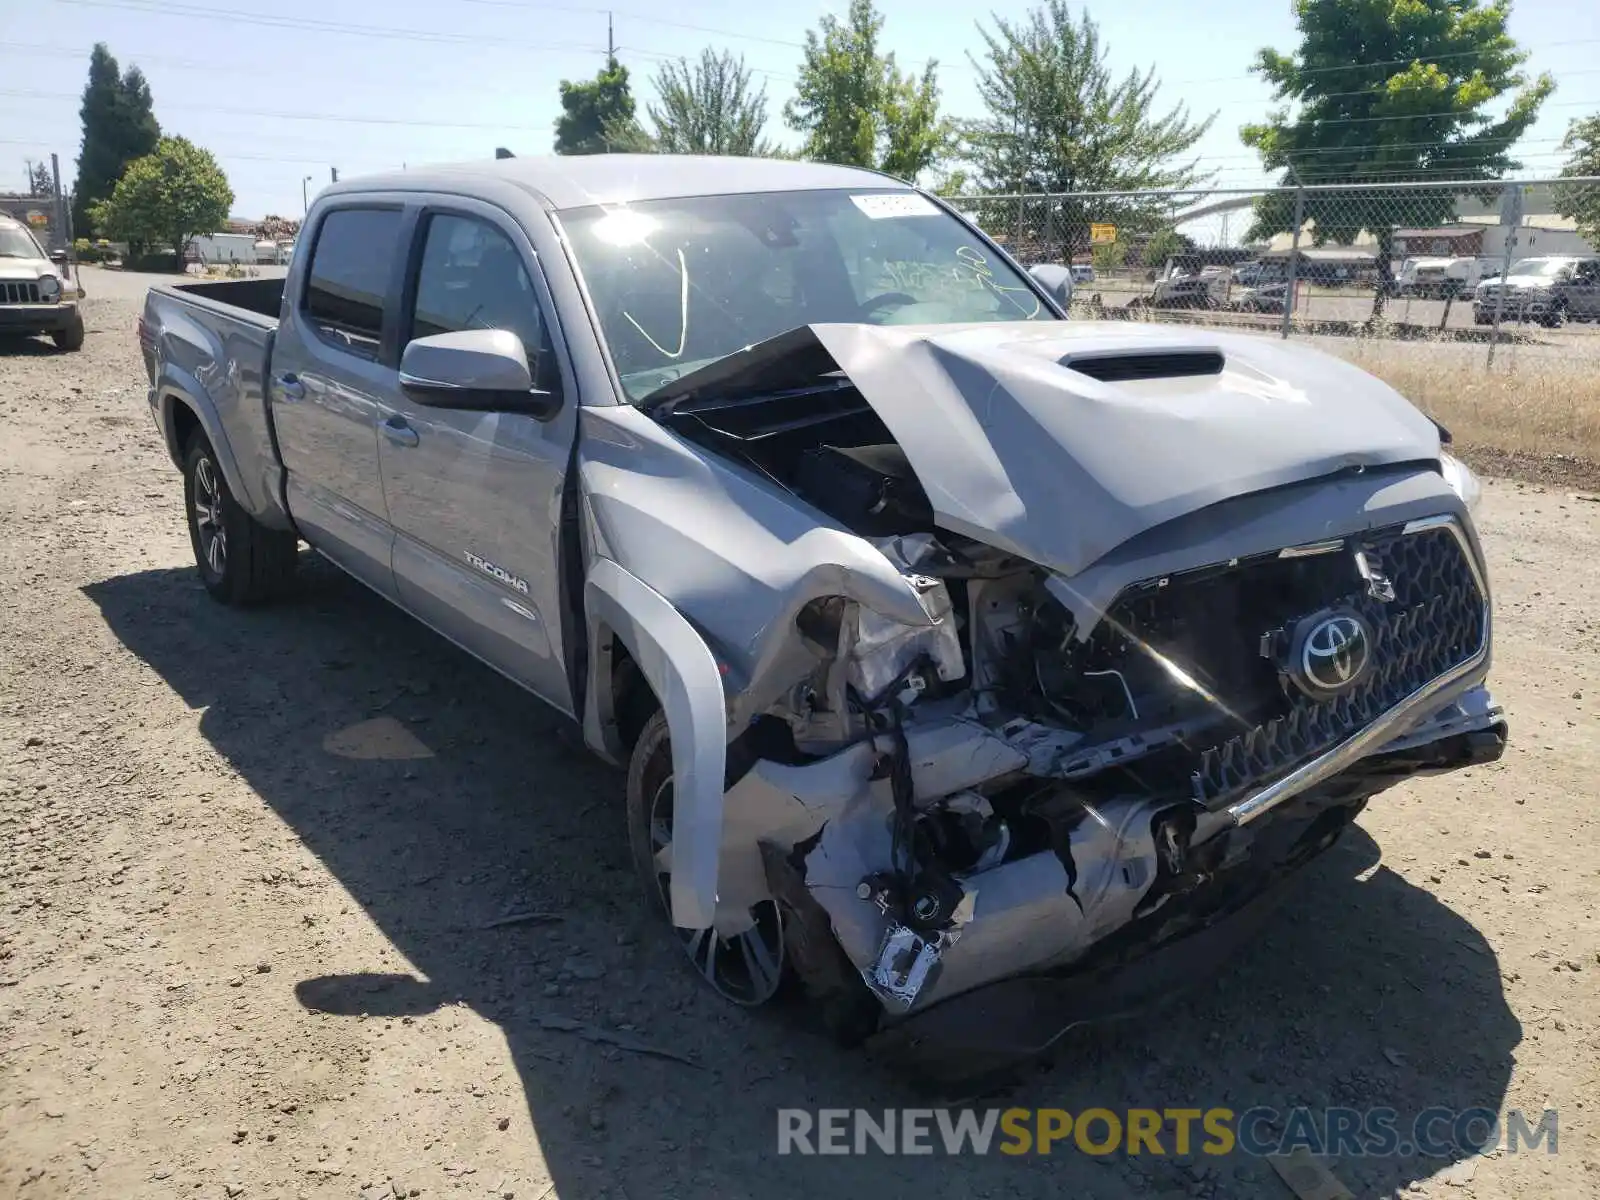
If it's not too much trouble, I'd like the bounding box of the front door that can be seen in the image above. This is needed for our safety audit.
[378,206,578,714]
[269,204,406,599]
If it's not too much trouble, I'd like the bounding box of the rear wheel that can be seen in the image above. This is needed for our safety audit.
[183,431,298,605]
[625,710,787,1006]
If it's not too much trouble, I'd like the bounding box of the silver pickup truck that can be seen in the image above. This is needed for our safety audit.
[140,155,1507,1071]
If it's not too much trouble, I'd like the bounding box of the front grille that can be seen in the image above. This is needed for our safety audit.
[1188,522,1485,806]
[1063,520,1485,806]
[0,280,41,305]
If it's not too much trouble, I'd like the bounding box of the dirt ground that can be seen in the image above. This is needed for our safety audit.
[2,275,1598,1200]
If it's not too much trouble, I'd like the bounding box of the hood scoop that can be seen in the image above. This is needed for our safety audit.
[1064,350,1224,383]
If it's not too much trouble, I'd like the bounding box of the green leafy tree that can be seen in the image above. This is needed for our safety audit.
[554,56,646,154]
[89,136,232,265]
[1090,238,1126,272]
[967,1,1214,195]
[784,0,951,180]
[1553,114,1600,245]
[73,44,160,237]
[1241,0,1553,316]
[644,49,773,156]
[1141,226,1190,269]
[964,1,1213,263]
[27,162,56,197]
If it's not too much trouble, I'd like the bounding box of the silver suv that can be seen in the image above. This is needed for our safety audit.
[0,215,85,350]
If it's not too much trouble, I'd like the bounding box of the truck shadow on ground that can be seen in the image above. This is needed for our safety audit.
[85,554,1522,1200]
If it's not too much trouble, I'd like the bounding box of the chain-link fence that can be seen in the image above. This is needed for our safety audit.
[951,178,1600,367]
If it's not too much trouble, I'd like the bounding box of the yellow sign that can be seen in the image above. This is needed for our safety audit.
[1090,222,1117,245]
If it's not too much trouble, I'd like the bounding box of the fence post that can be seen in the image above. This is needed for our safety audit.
[1280,180,1305,340]
[1014,194,1025,253]
[1487,181,1520,370]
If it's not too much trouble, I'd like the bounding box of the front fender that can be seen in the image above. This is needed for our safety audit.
[584,557,726,931]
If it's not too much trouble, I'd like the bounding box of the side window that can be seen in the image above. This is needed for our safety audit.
[410,214,550,388]
[303,207,402,359]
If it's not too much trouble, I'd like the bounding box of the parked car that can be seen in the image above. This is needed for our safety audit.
[1556,256,1600,322]
[1235,282,1287,313]
[1150,265,1230,308]
[1474,255,1600,326]
[138,155,1506,1069]
[0,214,85,350]
[1069,264,1096,284]
[1395,256,1495,300]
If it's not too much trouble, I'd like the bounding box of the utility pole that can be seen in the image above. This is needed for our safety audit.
[607,11,615,61]
[330,167,338,183]
[302,175,312,216]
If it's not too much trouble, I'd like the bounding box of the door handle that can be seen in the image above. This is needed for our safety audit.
[381,416,420,447]
[274,372,305,401]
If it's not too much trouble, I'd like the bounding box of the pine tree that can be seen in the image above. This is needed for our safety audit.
[73,45,160,237]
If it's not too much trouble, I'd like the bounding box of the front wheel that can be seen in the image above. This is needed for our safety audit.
[183,432,299,605]
[625,710,787,1006]
[51,311,85,351]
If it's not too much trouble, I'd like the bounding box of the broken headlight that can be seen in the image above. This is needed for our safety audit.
[1439,451,1482,516]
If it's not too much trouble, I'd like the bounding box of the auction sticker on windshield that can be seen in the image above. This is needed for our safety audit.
[851,193,940,219]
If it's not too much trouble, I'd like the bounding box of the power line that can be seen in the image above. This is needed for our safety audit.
[14,74,1590,135]
[1163,39,1600,87]
[0,40,603,88]
[48,0,1600,93]
[0,89,557,131]
[51,0,588,52]
[458,0,807,49]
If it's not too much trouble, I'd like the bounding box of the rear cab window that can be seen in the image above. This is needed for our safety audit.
[303,207,403,359]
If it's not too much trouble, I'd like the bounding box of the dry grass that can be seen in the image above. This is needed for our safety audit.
[1321,336,1600,488]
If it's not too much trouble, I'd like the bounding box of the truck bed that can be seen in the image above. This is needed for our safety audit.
[163,276,285,323]
[143,276,291,530]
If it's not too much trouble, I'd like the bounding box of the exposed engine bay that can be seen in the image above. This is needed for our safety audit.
[635,325,1506,1047]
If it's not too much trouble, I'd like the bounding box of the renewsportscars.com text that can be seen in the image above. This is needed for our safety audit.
[776,1106,1558,1158]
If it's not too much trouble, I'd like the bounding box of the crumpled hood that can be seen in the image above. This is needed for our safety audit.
[803,322,1442,576]
[648,320,1443,577]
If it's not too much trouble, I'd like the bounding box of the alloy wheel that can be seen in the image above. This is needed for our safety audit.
[649,775,785,1005]
[192,455,228,578]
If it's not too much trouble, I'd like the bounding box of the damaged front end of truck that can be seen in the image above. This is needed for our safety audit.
[576,319,1507,1074]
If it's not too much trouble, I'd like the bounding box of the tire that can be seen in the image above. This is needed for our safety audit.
[182,431,298,605]
[625,710,787,1007]
[51,311,85,351]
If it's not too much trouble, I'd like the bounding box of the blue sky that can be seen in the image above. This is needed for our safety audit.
[3,0,1597,219]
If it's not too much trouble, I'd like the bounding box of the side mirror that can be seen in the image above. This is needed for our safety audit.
[1028,263,1074,311]
[48,248,69,264]
[399,329,561,419]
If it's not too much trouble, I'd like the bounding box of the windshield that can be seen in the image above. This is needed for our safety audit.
[560,188,1054,401]
[0,225,45,259]
[1507,258,1572,278]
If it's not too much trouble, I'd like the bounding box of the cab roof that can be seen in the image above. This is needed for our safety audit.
[324,154,912,212]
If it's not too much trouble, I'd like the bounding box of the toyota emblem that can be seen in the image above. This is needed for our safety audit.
[1287,610,1373,699]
